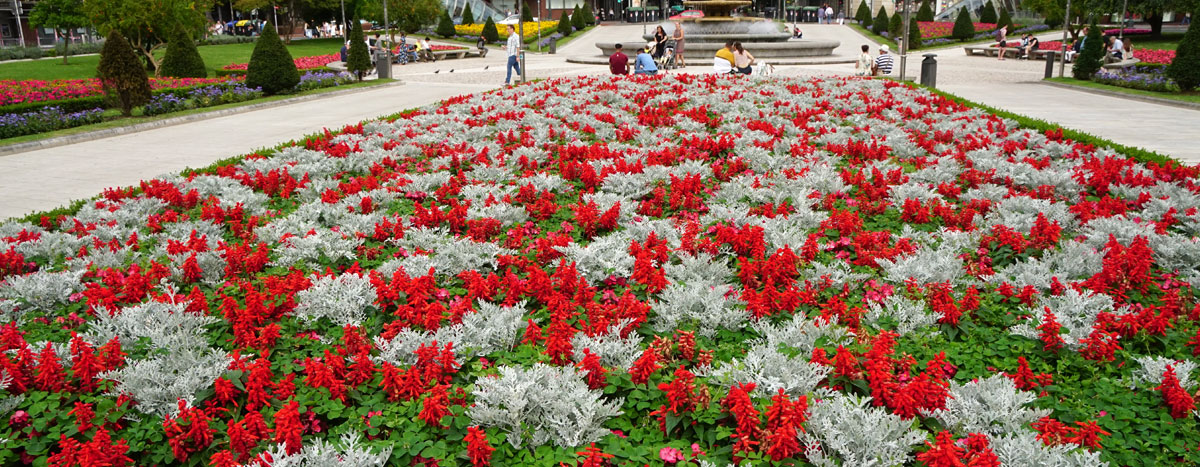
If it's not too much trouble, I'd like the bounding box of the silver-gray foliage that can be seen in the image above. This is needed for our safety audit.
[254,432,391,467]
[922,375,1051,436]
[800,393,926,467]
[711,343,831,397]
[294,273,378,327]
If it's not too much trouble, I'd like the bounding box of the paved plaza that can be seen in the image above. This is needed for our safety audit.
[1,23,1197,219]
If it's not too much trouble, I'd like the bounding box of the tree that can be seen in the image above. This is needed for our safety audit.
[558,10,573,35]
[1073,21,1104,80]
[483,16,501,42]
[357,0,442,34]
[952,8,975,41]
[996,6,1016,32]
[856,0,873,26]
[1022,0,1107,39]
[437,10,456,38]
[29,0,88,65]
[247,22,301,93]
[908,15,923,49]
[1167,18,1200,90]
[461,3,475,24]
[979,1,998,24]
[916,0,934,21]
[159,30,207,78]
[344,19,372,81]
[523,4,534,22]
[572,5,586,30]
[83,0,213,73]
[873,8,889,35]
[583,3,596,25]
[889,10,903,37]
[97,30,150,117]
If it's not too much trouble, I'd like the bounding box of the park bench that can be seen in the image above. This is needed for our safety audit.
[963,45,1055,60]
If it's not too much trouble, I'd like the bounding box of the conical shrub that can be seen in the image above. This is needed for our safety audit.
[522,6,533,22]
[557,11,573,35]
[873,8,889,35]
[461,4,475,25]
[1167,19,1200,90]
[583,3,596,25]
[951,8,974,41]
[916,0,934,22]
[483,16,500,42]
[98,30,150,117]
[856,1,873,27]
[979,2,997,24]
[437,10,456,38]
[159,30,207,78]
[345,20,372,81]
[889,10,903,37]
[573,5,585,30]
[1073,21,1104,80]
[246,22,300,94]
[997,7,1015,33]
[908,15,922,49]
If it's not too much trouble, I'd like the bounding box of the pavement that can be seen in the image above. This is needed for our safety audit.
[2,23,1198,220]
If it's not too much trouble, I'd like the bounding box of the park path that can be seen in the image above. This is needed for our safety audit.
[2,24,1197,220]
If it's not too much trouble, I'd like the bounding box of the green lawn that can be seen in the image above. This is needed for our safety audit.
[1046,76,1200,105]
[1132,33,1185,50]
[0,38,344,81]
[0,79,393,147]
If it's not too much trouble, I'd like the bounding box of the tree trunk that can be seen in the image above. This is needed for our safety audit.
[61,32,70,65]
[1145,11,1163,38]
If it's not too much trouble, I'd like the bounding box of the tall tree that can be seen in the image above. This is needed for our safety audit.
[916,0,935,21]
[83,0,213,73]
[97,30,151,116]
[29,0,89,65]
[856,0,873,26]
[1127,0,1199,38]
[358,0,442,34]
[979,1,998,23]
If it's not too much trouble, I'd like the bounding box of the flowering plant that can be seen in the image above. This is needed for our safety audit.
[0,77,239,107]
[222,53,340,71]
[455,21,560,41]
[918,21,997,39]
[0,75,1198,467]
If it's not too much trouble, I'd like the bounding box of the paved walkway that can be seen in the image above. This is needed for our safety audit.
[2,24,1197,220]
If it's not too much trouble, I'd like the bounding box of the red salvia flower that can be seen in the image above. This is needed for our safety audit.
[916,430,966,467]
[34,342,66,392]
[1157,365,1196,419]
[576,348,609,390]
[67,402,94,432]
[273,399,303,455]
[69,334,102,392]
[656,366,696,415]
[163,400,215,462]
[419,384,451,428]
[764,390,806,461]
[464,426,495,466]
[1038,308,1064,353]
[721,382,760,461]
[575,443,615,467]
[1065,420,1111,450]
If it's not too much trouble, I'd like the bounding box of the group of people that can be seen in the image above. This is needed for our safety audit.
[649,23,688,67]
[855,44,893,76]
[815,4,842,24]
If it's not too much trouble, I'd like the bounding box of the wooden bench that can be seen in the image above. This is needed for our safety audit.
[963,45,1055,60]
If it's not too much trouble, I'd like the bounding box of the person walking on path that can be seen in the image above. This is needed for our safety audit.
[635,42,660,75]
[855,44,872,76]
[610,43,631,75]
[732,42,755,74]
[503,25,522,85]
[817,5,826,24]
[826,5,835,24]
[996,26,1008,61]
[672,22,687,67]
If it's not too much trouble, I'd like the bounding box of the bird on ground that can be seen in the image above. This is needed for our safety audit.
[434,70,440,74]
[449,69,454,73]
[484,65,489,70]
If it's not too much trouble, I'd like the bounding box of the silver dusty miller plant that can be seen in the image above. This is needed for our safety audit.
[293,273,378,327]
[374,300,526,364]
[253,432,391,467]
[711,343,831,398]
[468,363,623,449]
[800,393,927,467]
[921,374,1051,437]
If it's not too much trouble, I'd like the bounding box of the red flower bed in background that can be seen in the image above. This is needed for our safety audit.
[222,54,340,71]
[1136,49,1175,64]
[919,21,997,39]
[1104,28,1152,36]
[1,77,240,107]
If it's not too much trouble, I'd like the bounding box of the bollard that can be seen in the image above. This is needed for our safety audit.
[920,53,937,88]
[549,39,556,54]
[375,51,392,79]
[1044,51,1056,78]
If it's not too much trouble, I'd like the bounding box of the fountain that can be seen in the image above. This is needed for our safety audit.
[574,0,844,65]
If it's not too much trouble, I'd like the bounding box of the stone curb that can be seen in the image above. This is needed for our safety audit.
[565,55,858,66]
[1040,80,1200,112]
[0,79,405,157]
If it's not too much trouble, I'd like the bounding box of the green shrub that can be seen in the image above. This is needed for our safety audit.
[483,16,500,42]
[573,5,586,30]
[856,1,872,27]
[952,8,974,41]
[916,0,934,22]
[1073,21,1104,80]
[159,30,207,78]
[908,16,922,50]
[873,8,889,35]
[246,22,301,93]
[1167,18,1200,91]
[460,3,475,25]
[889,10,903,37]
[523,6,533,22]
[979,2,997,24]
[437,10,456,38]
[345,20,372,81]
[97,30,150,117]
[583,3,596,25]
[997,7,1015,32]
[557,11,573,35]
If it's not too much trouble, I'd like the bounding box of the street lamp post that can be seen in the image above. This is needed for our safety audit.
[340,0,347,37]
[900,0,910,80]
[1119,0,1127,38]
[519,0,526,82]
[1058,0,1070,77]
[14,1,25,47]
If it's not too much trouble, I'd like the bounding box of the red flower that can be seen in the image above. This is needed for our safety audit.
[656,366,696,415]
[1156,365,1196,419]
[576,348,609,390]
[721,382,760,461]
[162,400,215,462]
[46,428,133,467]
[464,426,495,466]
[273,399,304,455]
[764,390,806,461]
[575,443,615,467]
[1038,309,1064,353]
[419,384,451,428]
[67,402,94,432]
[916,430,966,467]
[34,342,66,392]
[1065,420,1111,450]
[69,334,102,392]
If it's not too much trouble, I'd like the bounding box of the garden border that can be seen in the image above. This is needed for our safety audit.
[0,79,403,157]
[1040,79,1200,111]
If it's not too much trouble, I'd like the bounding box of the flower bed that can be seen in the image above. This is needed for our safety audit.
[0,77,240,107]
[222,53,340,71]
[1136,49,1175,64]
[455,21,560,41]
[0,106,104,139]
[918,21,997,39]
[1094,65,1178,92]
[143,83,265,116]
[1104,28,1152,36]
[0,75,1198,467]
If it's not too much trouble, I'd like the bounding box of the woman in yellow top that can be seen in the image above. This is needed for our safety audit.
[732,42,754,75]
[714,40,736,74]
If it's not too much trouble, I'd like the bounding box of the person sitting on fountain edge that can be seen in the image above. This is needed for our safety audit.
[714,40,736,74]
[609,43,631,75]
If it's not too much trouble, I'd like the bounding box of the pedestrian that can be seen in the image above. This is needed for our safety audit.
[837,10,845,25]
[995,25,1008,61]
[635,42,659,75]
[872,44,893,75]
[672,21,687,67]
[817,4,826,24]
[610,43,631,75]
[503,25,522,85]
[714,40,735,73]
[732,41,755,74]
[854,44,872,76]
[653,25,668,59]
[826,5,835,24]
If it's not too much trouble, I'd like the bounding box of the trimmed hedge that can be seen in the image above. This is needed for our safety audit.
[159,30,208,78]
[856,1,873,27]
[1167,19,1200,91]
[246,23,301,94]
[873,8,889,35]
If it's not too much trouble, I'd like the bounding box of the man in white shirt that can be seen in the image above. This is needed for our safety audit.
[503,25,522,85]
[872,44,894,76]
